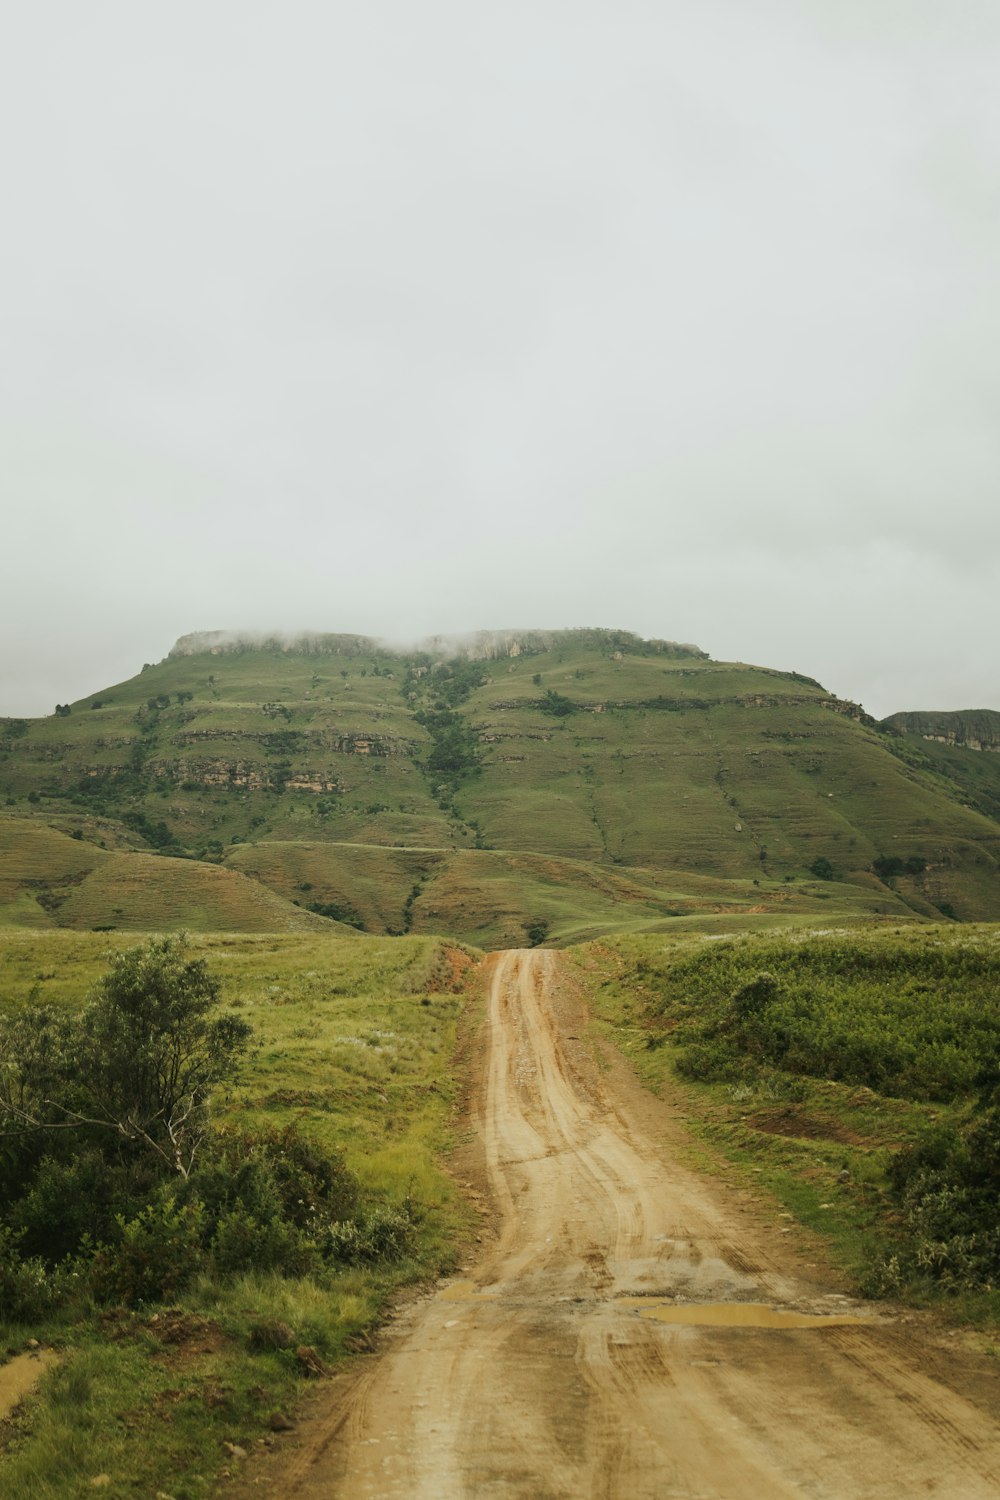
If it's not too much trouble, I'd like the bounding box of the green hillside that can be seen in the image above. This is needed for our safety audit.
[0,818,350,934]
[2,628,999,940]
[882,710,1000,827]
[883,708,1000,750]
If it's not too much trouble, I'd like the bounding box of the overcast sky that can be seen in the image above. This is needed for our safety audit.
[2,1,998,720]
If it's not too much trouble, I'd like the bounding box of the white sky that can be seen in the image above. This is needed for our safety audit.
[2,1,998,720]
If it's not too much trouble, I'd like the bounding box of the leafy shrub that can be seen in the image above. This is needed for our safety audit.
[537,690,577,717]
[211,1209,317,1277]
[644,934,1000,1101]
[8,1150,133,1262]
[675,1039,746,1083]
[0,1227,64,1321]
[322,1206,414,1265]
[205,1123,360,1231]
[880,1105,1000,1291]
[89,1196,205,1305]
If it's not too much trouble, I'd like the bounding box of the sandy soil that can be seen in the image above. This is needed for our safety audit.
[0,1348,58,1423]
[242,949,1000,1498]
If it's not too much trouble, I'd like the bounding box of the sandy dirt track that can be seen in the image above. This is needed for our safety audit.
[253,949,1000,1499]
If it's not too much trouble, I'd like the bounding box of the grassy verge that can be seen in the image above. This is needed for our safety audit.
[0,930,478,1499]
[574,925,1000,1329]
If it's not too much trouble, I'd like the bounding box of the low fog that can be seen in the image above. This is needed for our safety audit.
[2,2,998,720]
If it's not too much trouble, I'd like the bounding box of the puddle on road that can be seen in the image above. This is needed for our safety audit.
[440,1279,498,1302]
[617,1299,863,1329]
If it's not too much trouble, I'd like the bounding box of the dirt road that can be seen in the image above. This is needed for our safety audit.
[262,949,1000,1498]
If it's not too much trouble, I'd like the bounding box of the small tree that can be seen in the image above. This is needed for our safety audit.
[81,937,253,1176]
[0,937,252,1179]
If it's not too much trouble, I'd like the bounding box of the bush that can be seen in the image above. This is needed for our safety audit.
[882,1105,1000,1291]
[537,690,577,717]
[211,1209,318,1278]
[203,1123,360,1231]
[80,936,253,1176]
[322,1206,414,1265]
[89,1196,206,1305]
[9,1150,134,1262]
[0,1227,64,1322]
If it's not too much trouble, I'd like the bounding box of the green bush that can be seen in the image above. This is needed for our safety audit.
[89,1196,206,1306]
[8,1150,134,1262]
[646,935,1000,1101]
[0,1227,64,1322]
[211,1208,318,1277]
[880,1105,1000,1291]
[322,1206,414,1265]
[206,1123,359,1231]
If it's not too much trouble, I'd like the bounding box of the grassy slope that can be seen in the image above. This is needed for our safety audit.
[227,838,916,949]
[883,726,1000,826]
[452,647,1000,920]
[3,631,1000,938]
[0,929,477,1500]
[0,819,348,934]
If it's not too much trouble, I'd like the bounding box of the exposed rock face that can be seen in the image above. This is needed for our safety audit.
[883,709,1000,752]
[169,631,382,658]
[168,627,708,664]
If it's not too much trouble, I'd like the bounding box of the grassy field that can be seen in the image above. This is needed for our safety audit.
[577,924,1000,1325]
[0,928,478,1500]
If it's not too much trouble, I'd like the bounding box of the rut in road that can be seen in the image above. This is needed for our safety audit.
[265,948,1000,1499]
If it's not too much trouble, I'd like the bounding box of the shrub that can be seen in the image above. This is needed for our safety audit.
[537,690,576,717]
[322,1206,414,1265]
[205,1123,360,1231]
[9,1150,132,1262]
[882,1105,1000,1291]
[89,1196,205,1306]
[211,1209,317,1278]
[81,936,253,1176]
[0,1227,64,1321]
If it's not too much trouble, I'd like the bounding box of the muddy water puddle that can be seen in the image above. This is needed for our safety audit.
[618,1298,864,1329]
[439,1279,498,1302]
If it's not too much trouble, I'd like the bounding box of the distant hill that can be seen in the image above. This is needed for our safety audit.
[881,709,1000,827]
[883,709,1000,751]
[2,628,999,941]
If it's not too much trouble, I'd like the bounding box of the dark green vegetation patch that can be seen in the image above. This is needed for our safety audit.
[0,929,472,1498]
[586,926,1000,1311]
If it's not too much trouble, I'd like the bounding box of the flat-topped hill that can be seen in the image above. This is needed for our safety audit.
[2,630,999,939]
[883,709,1000,751]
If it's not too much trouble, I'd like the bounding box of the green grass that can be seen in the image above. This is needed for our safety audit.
[577,924,1000,1325]
[0,929,478,1498]
[0,819,341,934]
